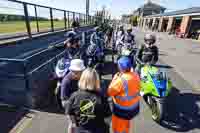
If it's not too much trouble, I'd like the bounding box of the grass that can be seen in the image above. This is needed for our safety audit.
[0,21,67,34]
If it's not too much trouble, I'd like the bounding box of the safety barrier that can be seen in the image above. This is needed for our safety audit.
[0,27,95,108]
[0,0,97,41]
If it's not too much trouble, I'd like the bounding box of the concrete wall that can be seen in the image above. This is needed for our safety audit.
[143,19,147,29]
[180,16,191,35]
[152,18,156,28]
[167,17,175,32]
[158,17,164,32]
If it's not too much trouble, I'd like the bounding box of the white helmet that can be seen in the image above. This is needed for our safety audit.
[55,58,70,78]
[144,33,156,45]
[69,59,86,72]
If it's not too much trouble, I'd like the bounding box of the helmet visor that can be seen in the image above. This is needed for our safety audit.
[145,39,154,45]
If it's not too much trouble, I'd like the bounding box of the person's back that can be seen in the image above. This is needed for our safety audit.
[66,68,111,133]
[108,70,140,118]
[107,57,140,133]
[66,90,110,133]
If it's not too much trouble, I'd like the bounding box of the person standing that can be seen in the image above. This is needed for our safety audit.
[60,59,86,108]
[135,33,158,75]
[107,56,141,133]
[66,68,111,133]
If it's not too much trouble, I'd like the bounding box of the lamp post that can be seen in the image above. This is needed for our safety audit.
[86,0,89,22]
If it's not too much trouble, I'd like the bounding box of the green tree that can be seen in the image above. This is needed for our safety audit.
[130,16,138,26]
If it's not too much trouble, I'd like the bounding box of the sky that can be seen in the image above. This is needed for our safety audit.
[1,0,200,19]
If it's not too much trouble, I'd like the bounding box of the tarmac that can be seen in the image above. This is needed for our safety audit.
[136,28,200,90]
[0,29,200,133]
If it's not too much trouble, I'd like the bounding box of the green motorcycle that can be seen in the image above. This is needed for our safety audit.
[140,64,173,123]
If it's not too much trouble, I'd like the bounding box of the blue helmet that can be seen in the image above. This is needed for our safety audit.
[117,56,132,71]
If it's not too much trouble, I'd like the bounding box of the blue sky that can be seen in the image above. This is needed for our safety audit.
[1,0,200,19]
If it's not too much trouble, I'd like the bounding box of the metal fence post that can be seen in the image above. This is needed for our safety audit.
[79,13,81,26]
[50,8,54,32]
[85,15,87,25]
[83,14,85,25]
[68,11,70,28]
[34,5,39,33]
[23,3,32,38]
[23,60,30,92]
[64,11,67,30]
[73,12,75,21]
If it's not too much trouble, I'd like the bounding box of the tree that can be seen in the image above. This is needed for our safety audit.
[3,15,8,22]
[130,15,138,26]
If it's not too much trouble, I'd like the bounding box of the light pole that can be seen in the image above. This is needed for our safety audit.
[86,0,89,23]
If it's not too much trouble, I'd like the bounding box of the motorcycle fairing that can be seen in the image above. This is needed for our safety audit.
[140,65,172,97]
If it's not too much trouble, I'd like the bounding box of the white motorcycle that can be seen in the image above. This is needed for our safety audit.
[54,58,70,109]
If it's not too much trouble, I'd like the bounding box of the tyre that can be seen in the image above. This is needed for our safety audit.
[54,85,63,110]
[150,97,165,123]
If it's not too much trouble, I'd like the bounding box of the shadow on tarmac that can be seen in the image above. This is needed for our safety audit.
[160,88,200,132]
[0,106,31,133]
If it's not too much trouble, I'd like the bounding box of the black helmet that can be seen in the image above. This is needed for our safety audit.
[94,27,100,32]
[144,33,156,45]
[120,25,124,30]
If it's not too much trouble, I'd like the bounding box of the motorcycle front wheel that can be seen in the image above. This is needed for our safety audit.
[54,85,63,110]
[150,97,164,123]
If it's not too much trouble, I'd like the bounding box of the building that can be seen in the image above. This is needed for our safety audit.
[121,1,166,26]
[133,0,166,27]
[141,7,200,40]
[121,14,132,24]
[134,0,166,17]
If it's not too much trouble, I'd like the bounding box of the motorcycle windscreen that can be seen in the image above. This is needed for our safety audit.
[150,74,167,97]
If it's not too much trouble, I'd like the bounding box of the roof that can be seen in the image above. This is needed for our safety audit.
[164,7,200,16]
[145,7,200,18]
[140,1,166,10]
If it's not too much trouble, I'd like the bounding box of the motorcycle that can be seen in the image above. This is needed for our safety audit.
[140,64,173,123]
[117,42,137,69]
[86,44,105,79]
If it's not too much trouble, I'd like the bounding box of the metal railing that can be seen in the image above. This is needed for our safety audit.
[0,0,97,40]
[0,27,95,107]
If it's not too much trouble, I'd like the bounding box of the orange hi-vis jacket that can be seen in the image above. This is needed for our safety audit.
[108,71,141,120]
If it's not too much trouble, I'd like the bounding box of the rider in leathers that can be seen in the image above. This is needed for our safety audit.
[63,31,82,59]
[135,33,159,75]
[87,27,104,76]
[115,26,125,48]
[124,27,135,45]
[120,27,136,68]
[88,27,104,58]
